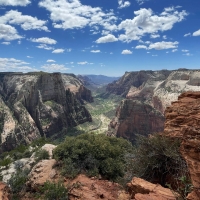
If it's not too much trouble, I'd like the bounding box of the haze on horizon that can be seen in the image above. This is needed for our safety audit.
[0,0,200,76]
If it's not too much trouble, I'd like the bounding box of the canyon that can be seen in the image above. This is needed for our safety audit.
[107,69,200,142]
[0,72,92,152]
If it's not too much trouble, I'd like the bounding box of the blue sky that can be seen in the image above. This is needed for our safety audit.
[0,0,200,76]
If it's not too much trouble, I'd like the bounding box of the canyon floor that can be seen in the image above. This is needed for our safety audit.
[65,88,122,137]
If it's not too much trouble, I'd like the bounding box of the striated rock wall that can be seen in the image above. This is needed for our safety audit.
[0,72,92,152]
[108,99,165,143]
[107,70,200,141]
[107,70,200,114]
[163,92,200,199]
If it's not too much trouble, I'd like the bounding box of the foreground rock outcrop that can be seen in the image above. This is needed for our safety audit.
[164,91,200,199]
[26,159,57,192]
[107,70,200,141]
[127,177,176,200]
[25,160,130,200]
[0,72,92,152]
[0,182,10,200]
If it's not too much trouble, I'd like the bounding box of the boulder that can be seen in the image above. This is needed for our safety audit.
[26,159,57,191]
[127,177,177,200]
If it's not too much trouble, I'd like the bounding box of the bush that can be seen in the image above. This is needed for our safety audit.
[0,157,12,168]
[35,149,50,162]
[8,168,30,194]
[53,133,133,181]
[129,134,190,187]
[40,181,68,200]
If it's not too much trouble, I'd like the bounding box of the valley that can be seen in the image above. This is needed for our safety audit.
[66,91,122,136]
[0,70,200,199]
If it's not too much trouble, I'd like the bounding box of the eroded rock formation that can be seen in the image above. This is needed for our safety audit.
[107,70,200,141]
[163,91,200,199]
[108,99,165,143]
[0,72,92,152]
[127,177,177,200]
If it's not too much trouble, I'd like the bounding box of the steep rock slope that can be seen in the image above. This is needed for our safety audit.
[108,99,165,142]
[0,72,92,152]
[107,70,200,140]
[163,92,200,199]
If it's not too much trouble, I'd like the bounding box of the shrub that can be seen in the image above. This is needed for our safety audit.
[0,157,12,168]
[35,149,50,162]
[129,134,190,188]
[53,133,133,181]
[40,181,68,200]
[8,168,30,194]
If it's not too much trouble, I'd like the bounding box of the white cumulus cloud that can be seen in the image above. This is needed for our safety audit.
[0,57,36,72]
[0,24,23,41]
[96,34,118,43]
[184,33,191,37]
[52,49,65,54]
[118,7,188,42]
[136,0,149,5]
[0,10,49,32]
[193,29,200,36]
[39,0,117,32]
[77,61,88,65]
[30,37,57,44]
[121,50,132,54]
[150,34,160,39]
[91,50,101,53]
[1,42,10,45]
[118,0,131,9]
[0,0,30,6]
[148,41,179,50]
[36,44,54,50]
[135,45,147,49]
[47,59,56,63]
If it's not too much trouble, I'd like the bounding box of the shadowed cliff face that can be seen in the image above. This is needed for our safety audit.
[107,70,200,141]
[107,99,165,143]
[0,72,92,152]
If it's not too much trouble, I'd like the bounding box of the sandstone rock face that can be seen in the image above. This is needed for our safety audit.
[68,174,130,200]
[26,159,57,191]
[0,182,11,200]
[127,177,176,200]
[163,92,200,199]
[0,72,92,152]
[62,74,93,103]
[108,99,165,143]
[107,70,200,140]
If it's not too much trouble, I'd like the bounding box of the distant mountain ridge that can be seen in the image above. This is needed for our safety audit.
[78,74,120,87]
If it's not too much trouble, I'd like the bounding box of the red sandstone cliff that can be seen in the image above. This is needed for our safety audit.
[108,99,165,143]
[163,91,200,199]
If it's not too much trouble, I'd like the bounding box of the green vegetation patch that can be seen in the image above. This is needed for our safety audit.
[53,133,133,181]
[129,133,192,199]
